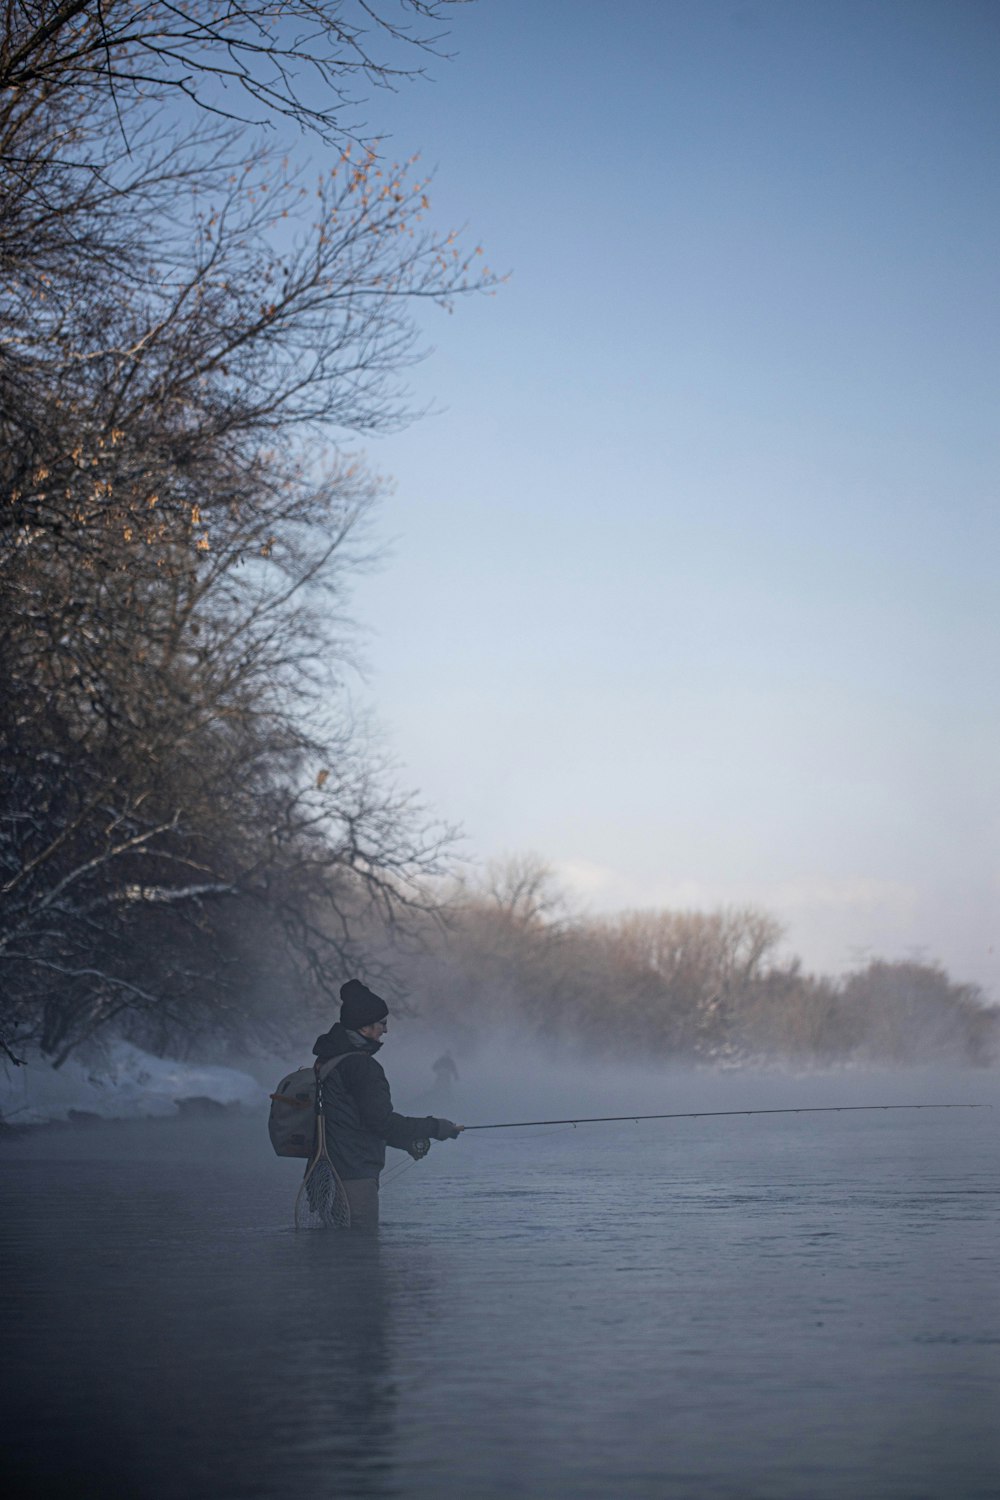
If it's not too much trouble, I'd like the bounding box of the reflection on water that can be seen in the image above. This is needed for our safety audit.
[2,1107,999,1499]
[0,1143,432,1500]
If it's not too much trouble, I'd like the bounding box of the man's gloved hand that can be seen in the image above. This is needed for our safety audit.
[406,1138,431,1161]
[433,1119,464,1140]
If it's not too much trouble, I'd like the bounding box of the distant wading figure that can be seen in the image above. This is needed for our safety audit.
[311,980,463,1229]
[432,1050,460,1091]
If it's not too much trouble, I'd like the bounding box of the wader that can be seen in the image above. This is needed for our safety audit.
[342,1178,380,1230]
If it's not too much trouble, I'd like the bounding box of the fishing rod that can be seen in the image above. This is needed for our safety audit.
[463,1103,988,1131]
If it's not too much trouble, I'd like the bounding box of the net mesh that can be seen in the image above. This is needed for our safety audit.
[294,1118,351,1230]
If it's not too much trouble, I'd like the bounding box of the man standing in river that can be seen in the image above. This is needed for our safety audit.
[311,979,463,1228]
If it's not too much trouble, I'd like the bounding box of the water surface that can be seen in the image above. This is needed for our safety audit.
[2,1101,998,1498]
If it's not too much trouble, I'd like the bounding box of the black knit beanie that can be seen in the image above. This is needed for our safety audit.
[339,978,389,1030]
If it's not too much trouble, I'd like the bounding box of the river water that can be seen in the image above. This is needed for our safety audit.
[2,1079,998,1499]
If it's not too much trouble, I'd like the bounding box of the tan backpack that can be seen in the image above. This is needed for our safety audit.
[267,1054,350,1158]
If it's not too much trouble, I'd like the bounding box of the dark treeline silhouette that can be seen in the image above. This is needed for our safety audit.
[0,2,490,1066]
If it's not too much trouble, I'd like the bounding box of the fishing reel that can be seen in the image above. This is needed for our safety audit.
[406,1138,431,1161]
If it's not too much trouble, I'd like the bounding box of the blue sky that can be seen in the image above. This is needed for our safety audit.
[342,1,999,992]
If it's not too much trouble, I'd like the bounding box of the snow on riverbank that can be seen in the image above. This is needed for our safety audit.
[0,1041,262,1126]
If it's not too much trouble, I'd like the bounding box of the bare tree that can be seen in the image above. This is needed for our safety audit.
[589,907,783,1056]
[1,110,496,546]
[1,433,457,1062]
[0,0,494,1066]
[838,959,997,1067]
[0,2,468,139]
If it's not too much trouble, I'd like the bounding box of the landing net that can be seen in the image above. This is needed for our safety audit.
[294,1117,351,1230]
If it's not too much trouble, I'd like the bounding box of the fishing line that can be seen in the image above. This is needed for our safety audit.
[381,1154,421,1188]
[464,1103,988,1131]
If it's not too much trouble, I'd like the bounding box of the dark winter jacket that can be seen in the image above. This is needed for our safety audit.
[312,1022,450,1181]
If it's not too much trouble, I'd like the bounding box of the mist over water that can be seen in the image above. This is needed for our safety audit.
[380,1023,998,1127]
[2,1058,998,1499]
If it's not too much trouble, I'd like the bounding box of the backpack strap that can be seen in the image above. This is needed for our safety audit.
[313,1052,353,1114]
[315,1053,353,1081]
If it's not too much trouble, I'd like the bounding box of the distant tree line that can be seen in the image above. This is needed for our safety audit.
[0,2,490,1066]
[395,858,998,1069]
